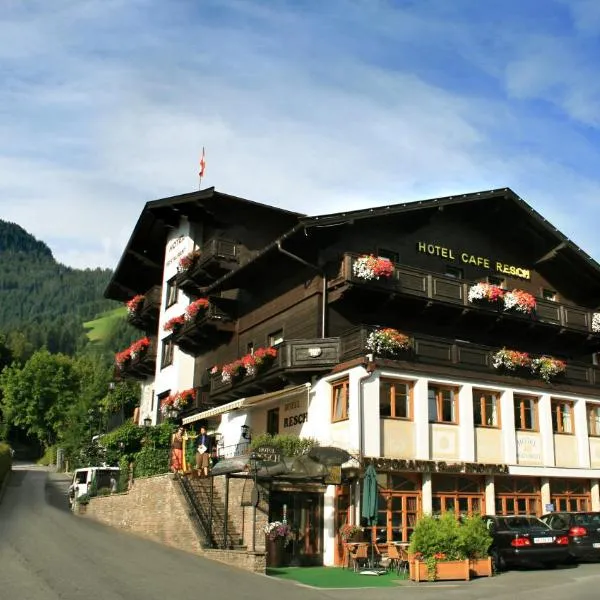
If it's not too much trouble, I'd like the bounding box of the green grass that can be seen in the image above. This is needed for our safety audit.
[84,307,126,342]
[266,567,408,588]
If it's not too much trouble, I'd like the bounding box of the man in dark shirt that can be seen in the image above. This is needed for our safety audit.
[195,426,212,477]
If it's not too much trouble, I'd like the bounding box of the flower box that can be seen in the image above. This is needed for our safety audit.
[352,254,394,281]
[410,559,470,582]
[469,557,493,577]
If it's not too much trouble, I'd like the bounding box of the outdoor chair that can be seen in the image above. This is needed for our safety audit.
[387,543,401,574]
[347,543,370,572]
[398,546,410,575]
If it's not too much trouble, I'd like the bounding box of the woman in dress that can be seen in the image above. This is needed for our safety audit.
[170,427,184,473]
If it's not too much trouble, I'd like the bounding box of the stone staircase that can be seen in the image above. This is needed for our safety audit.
[181,475,245,550]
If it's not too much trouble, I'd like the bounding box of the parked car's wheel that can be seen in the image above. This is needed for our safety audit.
[491,549,506,572]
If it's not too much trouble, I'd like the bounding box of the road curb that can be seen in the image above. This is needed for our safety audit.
[0,468,11,504]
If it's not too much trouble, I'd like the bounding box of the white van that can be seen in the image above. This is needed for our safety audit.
[68,466,120,507]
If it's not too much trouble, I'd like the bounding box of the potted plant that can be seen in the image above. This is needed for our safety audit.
[163,314,185,332]
[130,337,151,360]
[492,348,532,373]
[115,348,132,369]
[185,298,210,321]
[252,346,277,373]
[366,327,412,357]
[264,521,293,567]
[467,282,504,306]
[503,289,536,315]
[409,513,470,582]
[126,294,145,316]
[531,355,567,382]
[177,249,201,272]
[221,359,245,384]
[339,523,363,543]
[459,515,493,577]
[352,254,394,281]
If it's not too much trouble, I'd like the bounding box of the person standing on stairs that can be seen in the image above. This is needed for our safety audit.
[195,425,212,477]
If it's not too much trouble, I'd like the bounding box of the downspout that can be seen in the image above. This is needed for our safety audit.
[275,241,327,338]
[355,356,375,526]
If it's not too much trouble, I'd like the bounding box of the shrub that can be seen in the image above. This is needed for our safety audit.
[133,447,170,478]
[118,455,130,492]
[249,433,318,456]
[0,442,12,486]
[37,445,57,467]
[458,515,493,559]
[77,493,91,505]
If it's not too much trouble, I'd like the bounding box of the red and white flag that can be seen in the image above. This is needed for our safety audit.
[199,147,206,178]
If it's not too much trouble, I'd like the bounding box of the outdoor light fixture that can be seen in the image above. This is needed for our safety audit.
[241,424,251,440]
[143,417,152,427]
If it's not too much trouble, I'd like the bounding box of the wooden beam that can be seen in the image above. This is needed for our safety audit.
[127,248,162,270]
[534,241,568,265]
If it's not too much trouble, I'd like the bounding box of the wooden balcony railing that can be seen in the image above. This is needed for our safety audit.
[172,302,236,355]
[116,339,157,381]
[176,238,239,295]
[209,337,341,396]
[340,325,600,389]
[333,253,597,334]
[127,285,161,332]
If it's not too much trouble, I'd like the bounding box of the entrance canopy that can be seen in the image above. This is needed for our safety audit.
[181,383,310,425]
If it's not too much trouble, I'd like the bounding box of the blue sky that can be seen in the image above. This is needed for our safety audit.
[1,0,600,268]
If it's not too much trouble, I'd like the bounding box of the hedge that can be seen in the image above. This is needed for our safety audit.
[0,442,12,487]
[133,447,170,478]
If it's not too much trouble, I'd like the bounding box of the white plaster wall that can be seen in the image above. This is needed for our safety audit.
[323,485,336,566]
[152,220,198,423]
[138,379,155,426]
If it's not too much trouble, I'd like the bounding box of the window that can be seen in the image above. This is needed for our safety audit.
[268,329,284,346]
[542,288,557,301]
[380,379,412,419]
[428,385,458,423]
[588,404,600,436]
[331,378,349,422]
[432,475,483,517]
[166,277,178,308]
[157,390,170,421]
[377,248,399,264]
[487,276,505,288]
[551,399,574,434]
[267,408,279,435]
[551,478,591,512]
[473,390,500,428]
[495,477,540,516]
[161,337,174,369]
[445,266,463,279]
[514,395,538,431]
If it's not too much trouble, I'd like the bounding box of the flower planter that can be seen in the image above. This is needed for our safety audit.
[75,503,88,515]
[469,557,493,577]
[266,537,285,568]
[409,559,470,582]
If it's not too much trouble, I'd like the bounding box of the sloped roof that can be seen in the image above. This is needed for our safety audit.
[105,187,303,302]
[207,188,600,305]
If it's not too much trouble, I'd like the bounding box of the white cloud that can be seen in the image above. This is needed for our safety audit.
[0,0,599,269]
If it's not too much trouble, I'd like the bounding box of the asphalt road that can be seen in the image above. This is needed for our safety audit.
[2,464,600,600]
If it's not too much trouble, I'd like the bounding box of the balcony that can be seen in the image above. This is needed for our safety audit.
[116,339,157,381]
[330,253,599,337]
[209,337,341,399]
[340,325,600,391]
[171,300,236,356]
[176,238,239,295]
[127,286,161,332]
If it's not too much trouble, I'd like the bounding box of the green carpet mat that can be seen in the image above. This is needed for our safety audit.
[266,566,408,588]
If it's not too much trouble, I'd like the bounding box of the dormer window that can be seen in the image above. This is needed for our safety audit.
[542,289,557,302]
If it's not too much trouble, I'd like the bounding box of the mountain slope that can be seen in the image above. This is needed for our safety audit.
[0,220,136,357]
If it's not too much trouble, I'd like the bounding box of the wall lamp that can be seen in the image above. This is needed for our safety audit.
[143,417,152,427]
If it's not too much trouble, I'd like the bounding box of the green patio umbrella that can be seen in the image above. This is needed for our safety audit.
[361,464,378,526]
[361,464,380,573]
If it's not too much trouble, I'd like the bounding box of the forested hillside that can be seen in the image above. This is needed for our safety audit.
[0,219,137,358]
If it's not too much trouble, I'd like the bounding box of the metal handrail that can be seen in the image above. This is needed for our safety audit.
[174,473,214,548]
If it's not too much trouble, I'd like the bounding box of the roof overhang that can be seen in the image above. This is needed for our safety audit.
[181,383,310,425]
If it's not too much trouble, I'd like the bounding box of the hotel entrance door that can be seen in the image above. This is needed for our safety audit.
[270,490,323,566]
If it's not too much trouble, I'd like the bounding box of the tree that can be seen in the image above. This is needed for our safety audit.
[0,349,80,448]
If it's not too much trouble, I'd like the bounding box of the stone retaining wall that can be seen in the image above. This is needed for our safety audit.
[78,473,266,573]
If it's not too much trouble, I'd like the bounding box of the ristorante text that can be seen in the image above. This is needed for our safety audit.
[416,241,531,280]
